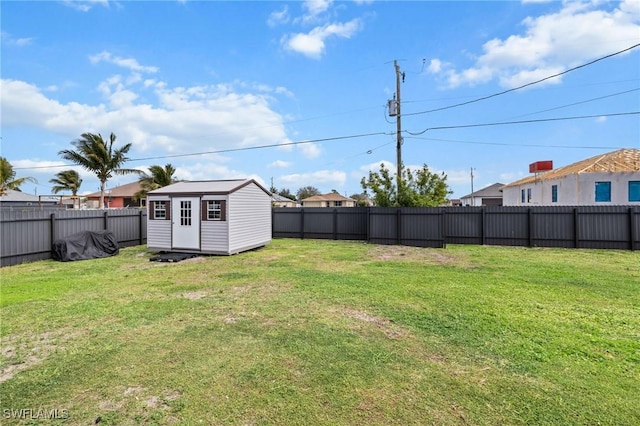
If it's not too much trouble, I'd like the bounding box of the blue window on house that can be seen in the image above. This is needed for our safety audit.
[521,189,525,203]
[629,181,640,202]
[551,185,558,203]
[595,181,611,202]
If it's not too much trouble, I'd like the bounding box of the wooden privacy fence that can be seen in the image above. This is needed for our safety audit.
[273,206,639,250]
[0,208,147,267]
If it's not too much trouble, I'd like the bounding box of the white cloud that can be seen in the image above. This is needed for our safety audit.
[268,6,290,27]
[429,0,640,88]
[1,32,33,47]
[282,19,362,59]
[297,142,322,158]
[268,160,292,168]
[0,76,293,158]
[89,51,158,73]
[61,0,110,12]
[279,169,346,188]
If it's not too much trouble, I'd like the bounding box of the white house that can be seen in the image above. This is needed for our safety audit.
[460,183,504,206]
[147,179,272,255]
[502,149,640,206]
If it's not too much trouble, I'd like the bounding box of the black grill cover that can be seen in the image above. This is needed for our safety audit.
[52,230,119,262]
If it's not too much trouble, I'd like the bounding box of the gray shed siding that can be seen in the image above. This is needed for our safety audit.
[146,180,271,255]
[201,194,230,253]
[228,183,272,254]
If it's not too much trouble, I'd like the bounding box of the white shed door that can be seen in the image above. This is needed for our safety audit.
[172,197,200,250]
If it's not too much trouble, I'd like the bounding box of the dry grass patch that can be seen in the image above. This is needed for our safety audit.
[367,244,467,266]
[0,328,84,383]
[341,307,410,340]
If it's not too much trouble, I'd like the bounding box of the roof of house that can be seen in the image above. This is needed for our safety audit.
[0,189,58,203]
[301,193,355,202]
[460,182,505,199]
[85,181,142,198]
[271,193,296,203]
[503,149,640,188]
[148,179,270,195]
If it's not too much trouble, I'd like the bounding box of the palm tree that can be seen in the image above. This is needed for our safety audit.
[0,156,37,195]
[49,169,83,208]
[59,132,140,208]
[133,164,177,202]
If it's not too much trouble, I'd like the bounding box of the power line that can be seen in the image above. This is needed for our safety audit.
[507,88,640,119]
[14,131,392,170]
[403,43,640,117]
[405,111,640,136]
[404,136,629,150]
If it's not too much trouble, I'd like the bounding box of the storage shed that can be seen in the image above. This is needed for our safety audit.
[147,179,272,255]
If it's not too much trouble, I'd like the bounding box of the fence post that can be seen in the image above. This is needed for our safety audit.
[630,207,636,251]
[441,208,447,248]
[139,209,145,245]
[366,207,371,243]
[300,208,305,240]
[50,213,56,245]
[573,208,579,248]
[481,208,486,245]
[396,208,402,245]
[333,208,338,240]
[528,208,533,247]
[103,211,109,230]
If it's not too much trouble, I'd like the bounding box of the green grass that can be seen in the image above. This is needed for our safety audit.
[1,240,639,425]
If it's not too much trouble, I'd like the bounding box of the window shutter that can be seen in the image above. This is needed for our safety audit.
[201,200,208,221]
[150,202,155,220]
[220,200,227,221]
[165,200,171,221]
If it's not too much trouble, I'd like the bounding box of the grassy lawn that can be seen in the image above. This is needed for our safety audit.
[1,239,639,425]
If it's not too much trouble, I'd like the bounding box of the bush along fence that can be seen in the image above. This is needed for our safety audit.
[272,206,639,251]
[0,208,147,267]
[1,205,638,267]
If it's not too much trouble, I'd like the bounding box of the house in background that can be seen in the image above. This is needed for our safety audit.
[301,193,356,207]
[85,181,143,209]
[502,149,640,206]
[147,179,272,255]
[0,189,59,208]
[460,183,504,206]
[271,193,297,208]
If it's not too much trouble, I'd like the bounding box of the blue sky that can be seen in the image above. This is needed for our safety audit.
[2,0,639,200]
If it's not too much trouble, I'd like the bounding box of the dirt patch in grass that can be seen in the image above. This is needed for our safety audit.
[342,308,410,340]
[367,244,460,265]
[180,290,208,300]
[0,328,84,383]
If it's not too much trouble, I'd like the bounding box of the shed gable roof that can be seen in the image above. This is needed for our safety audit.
[503,149,640,188]
[148,179,270,196]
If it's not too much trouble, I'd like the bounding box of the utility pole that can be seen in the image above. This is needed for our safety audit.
[394,60,403,200]
[470,167,475,206]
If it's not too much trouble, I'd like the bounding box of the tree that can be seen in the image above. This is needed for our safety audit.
[361,162,451,207]
[59,132,140,208]
[49,169,83,208]
[296,185,320,201]
[133,164,177,202]
[0,156,37,195]
[349,192,370,207]
[49,170,82,195]
[277,188,296,201]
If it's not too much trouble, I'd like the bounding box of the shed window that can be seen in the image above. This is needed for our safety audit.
[595,181,611,202]
[152,201,169,220]
[629,181,640,202]
[202,200,226,221]
[551,185,558,203]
